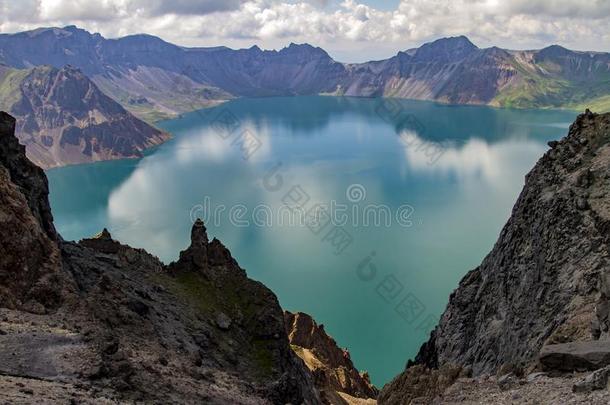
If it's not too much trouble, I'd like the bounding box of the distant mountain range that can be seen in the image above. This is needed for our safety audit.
[0,25,609,166]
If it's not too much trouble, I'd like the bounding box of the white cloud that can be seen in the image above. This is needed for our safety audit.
[142,0,248,16]
[401,133,546,187]
[0,0,609,62]
[503,0,610,19]
[39,0,122,21]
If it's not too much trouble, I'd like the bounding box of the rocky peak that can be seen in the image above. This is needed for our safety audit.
[412,35,478,63]
[94,228,112,240]
[280,42,331,60]
[536,44,572,59]
[286,311,351,368]
[170,219,243,273]
[190,218,209,247]
[0,63,171,168]
[79,227,127,255]
[19,65,125,118]
[170,219,210,270]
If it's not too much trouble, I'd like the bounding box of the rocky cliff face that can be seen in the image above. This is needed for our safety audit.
[0,111,318,404]
[285,311,378,404]
[0,111,72,312]
[379,111,610,403]
[0,64,170,168]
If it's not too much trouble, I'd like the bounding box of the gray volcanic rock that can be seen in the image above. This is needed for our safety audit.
[0,111,318,404]
[540,341,610,372]
[0,111,72,312]
[380,110,610,402]
[573,366,610,393]
[416,110,610,375]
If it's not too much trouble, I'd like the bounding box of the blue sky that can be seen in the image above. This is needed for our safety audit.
[1,0,609,62]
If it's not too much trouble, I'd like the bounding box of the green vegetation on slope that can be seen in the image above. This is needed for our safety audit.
[494,75,610,111]
[493,57,610,112]
[0,67,29,110]
[571,94,610,113]
[152,270,277,381]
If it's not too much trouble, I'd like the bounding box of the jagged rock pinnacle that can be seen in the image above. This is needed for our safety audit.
[170,218,210,269]
[94,228,112,240]
[191,218,209,247]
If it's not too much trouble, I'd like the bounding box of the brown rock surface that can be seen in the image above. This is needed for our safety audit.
[285,311,378,403]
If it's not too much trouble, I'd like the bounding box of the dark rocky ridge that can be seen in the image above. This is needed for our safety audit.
[0,111,319,403]
[0,111,72,313]
[0,111,56,238]
[379,111,610,403]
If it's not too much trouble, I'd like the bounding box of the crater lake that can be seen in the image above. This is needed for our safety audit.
[47,96,577,386]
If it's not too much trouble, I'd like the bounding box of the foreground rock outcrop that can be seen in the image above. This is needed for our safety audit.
[285,311,378,404]
[380,110,610,404]
[0,111,318,403]
[0,111,72,312]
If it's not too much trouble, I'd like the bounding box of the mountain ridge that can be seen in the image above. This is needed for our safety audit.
[1,26,609,125]
[2,26,608,169]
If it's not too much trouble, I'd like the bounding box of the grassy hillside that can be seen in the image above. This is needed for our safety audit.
[0,66,29,110]
[494,78,610,112]
[492,55,610,112]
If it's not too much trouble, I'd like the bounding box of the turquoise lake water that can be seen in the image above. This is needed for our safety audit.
[47,96,577,386]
